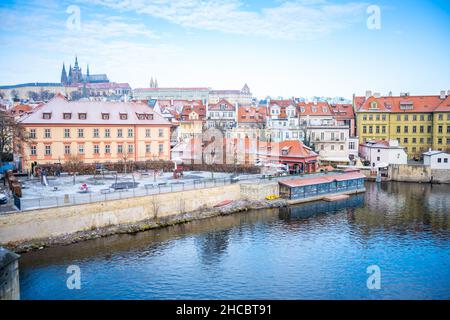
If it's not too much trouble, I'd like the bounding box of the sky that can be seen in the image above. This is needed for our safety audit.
[0,0,449,99]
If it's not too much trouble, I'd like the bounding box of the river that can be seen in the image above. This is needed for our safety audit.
[19,182,450,299]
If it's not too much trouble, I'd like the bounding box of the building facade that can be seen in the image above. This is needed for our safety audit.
[354,91,450,159]
[19,95,171,170]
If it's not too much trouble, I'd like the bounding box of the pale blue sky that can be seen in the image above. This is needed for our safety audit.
[0,0,449,99]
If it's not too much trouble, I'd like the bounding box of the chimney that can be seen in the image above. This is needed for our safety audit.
[365,90,372,99]
[440,90,446,100]
[388,91,392,97]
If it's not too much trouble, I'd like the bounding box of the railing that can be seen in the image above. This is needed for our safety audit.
[14,171,349,212]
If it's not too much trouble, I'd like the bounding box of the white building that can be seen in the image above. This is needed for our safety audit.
[423,150,450,169]
[209,84,253,105]
[359,139,408,168]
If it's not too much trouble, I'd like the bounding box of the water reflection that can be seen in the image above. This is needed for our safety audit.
[19,182,450,300]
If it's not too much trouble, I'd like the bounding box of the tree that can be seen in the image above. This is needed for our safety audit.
[70,90,83,101]
[10,90,19,100]
[0,110,30,164]
[27,91,40,101]
[40,90,54,101]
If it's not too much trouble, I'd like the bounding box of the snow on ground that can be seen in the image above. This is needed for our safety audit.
[18,171,233,200]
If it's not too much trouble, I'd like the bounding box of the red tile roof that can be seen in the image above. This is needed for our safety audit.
[279,171,365,187]
[237,106,266,123]
[208,98,235,111]
[296,102,333,116]
[355,95,447,113]
[258,140,317,158]
[331,103,355,120]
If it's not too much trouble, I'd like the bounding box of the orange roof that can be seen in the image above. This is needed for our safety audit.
[296,102,333,116]
[434,96,450,112]
[237,106,266,123]
[355,95,446,113]
[331,103,355,120]
[258,140,317,158]
[280,171,365,187]
[208,98,235,111]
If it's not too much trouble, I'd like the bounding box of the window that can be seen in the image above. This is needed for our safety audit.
[64,145,70,154]
[102,113,110,120]
[377,157,380,161]
[363,115,367,121]
[43,113,51,119]
[428,126,432,133]
[382,115,386,121]
[376,126,380,134]
[382,126,386,134]
[437,158,442,163]
[78,128,84,138]
[45,145,51,155]
[438,138,442,145]
[63,113,72,119]
[158,129,164,137]
[321,145,324,150]
[420,138,424,144]
[420,126,424,133]
[444,158,448,163]
[397,115,401,121]
[396,126,401,133]
[105,144,111,154]
[413,126,417,133]
[44,128,51,138]
[428,115,432,121]
[128,144,134,153]
[64,128,70,138]
[369,126,373,134]
[30,145,36,155]
[128,128,133,138]
[438,126,443,133]
[438,114,443,121]
[93,144,99,154]
[30,129,36,139]
[117,144,123,154]
[78,144,84,154]
[404,138,408,143]
[146,129,151,138]
[105,129,110,138]
[340,145,344,151]
[413,115,417,121]
[159,143,164,154]
[404,126,408,133]
[404,115,408,121]
[331,145,335,151]
[447,126,450,134]
[349,141,355,150]
[117,129,123,138]
[93,128,99,138]
[146,144,151,153]
[363,126,367,134]
[120,113,128,120]
[420,115,424,121]
[412,138,416,143]
[78,113,87,120]
[369,115,373,121]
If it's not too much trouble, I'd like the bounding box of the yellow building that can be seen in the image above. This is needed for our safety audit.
[355,93,450,159]
[19,94,171,170]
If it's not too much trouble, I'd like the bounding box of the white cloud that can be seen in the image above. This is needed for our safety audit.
[81,0,369,40]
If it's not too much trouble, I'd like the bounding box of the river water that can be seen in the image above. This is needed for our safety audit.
[19,182,450,299]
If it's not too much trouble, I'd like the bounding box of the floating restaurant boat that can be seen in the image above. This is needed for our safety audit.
[278,171,366,204]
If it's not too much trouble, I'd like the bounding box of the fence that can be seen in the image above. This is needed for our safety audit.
[17,176,257,211]
[15,171,347,211]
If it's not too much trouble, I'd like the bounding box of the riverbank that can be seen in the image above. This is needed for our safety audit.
[5,198,288,253]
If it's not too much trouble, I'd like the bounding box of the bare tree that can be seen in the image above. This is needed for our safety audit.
[0,110,30,164]
[64,155,84,174]
[150,196,160,221]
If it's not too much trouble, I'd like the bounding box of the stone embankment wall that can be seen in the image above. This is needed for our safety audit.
[388,164,450,183]
[0,247,20,300]
[0,184,241,245]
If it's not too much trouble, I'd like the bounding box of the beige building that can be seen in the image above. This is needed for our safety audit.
[19,94,171,170]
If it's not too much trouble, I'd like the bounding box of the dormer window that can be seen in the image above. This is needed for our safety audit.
[370,101,378,109]
[120,113,128,120]
[78,113,87,120]
[102,113,110,120]
[63,113,72,119]
[300,107,305,113]
[42,113,52,119]
[312,107,317,113]
[322,107,328,113]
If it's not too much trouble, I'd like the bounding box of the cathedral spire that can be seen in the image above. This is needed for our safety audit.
[74,56,79,68]
[154,78,158,88]
[60,63,68,85]
[150,77,154,88]
[68,64,73,84]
